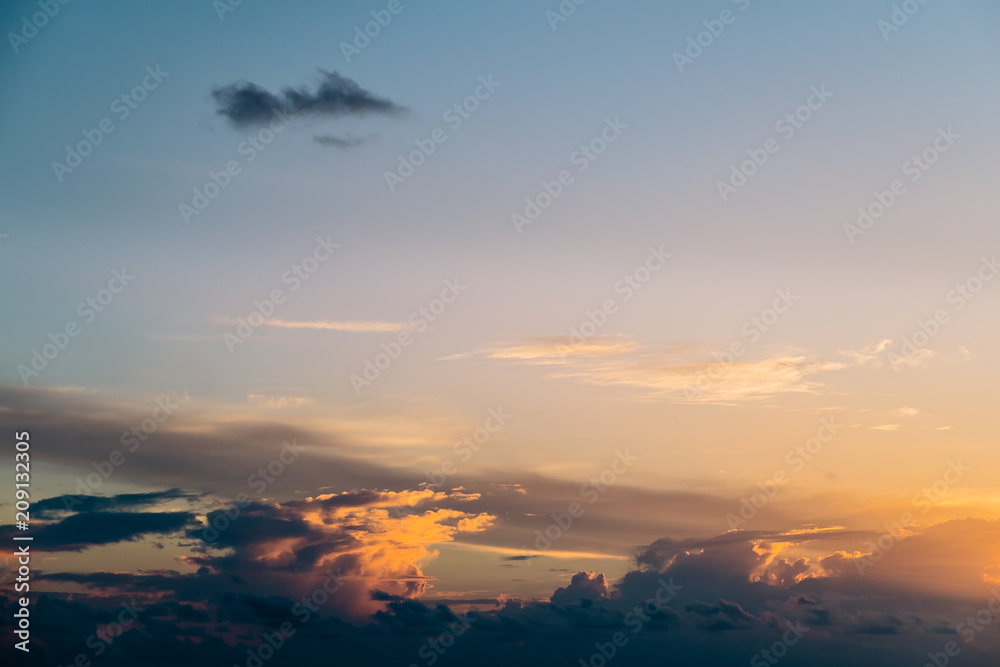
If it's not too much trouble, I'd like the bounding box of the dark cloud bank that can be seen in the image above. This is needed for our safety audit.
[2,490,999,666]
[1,388,999,665]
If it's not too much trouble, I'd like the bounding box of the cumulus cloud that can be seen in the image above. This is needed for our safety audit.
[178,490,495,618]
[549,570,610,606]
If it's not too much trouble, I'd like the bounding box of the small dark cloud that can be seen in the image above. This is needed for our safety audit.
[212,70,406,128]
[312,133,378,148]
[500,555,537,561]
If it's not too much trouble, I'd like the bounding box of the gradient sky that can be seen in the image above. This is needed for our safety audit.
[2,1,1000,665]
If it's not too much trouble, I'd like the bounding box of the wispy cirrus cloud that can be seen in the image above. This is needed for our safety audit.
[443,336,637,364]
[449,337,893,404]
[145,332,221,343]
[260,318,413,333]
[838,338,892,365]
[246,394,315,409]
[559,354,845,403]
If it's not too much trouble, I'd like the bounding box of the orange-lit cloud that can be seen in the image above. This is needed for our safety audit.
[185,490,496,617]
[450,338,904,403]
[247,393,314,409]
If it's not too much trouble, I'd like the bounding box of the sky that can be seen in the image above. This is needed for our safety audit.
[2,0,1000,665]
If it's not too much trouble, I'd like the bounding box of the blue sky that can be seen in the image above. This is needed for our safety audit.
[3,2,999,385]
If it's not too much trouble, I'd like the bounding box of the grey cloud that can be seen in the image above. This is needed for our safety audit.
[0,511,196,551]
[211,70,406,128]
[312,132,377,148]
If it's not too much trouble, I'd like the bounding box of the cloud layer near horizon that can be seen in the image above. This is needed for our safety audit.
[4,494,999,666]
[3,386,999,665]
